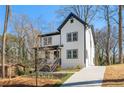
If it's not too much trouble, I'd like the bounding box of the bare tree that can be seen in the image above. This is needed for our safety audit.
[118,5,123,64]
[57,5,98,24]
[2,5,10,78]
[11,14,42,70]
[94,25,118,65]
[11,14,29,65]
[111,26,118,64]
[99,6,116,65]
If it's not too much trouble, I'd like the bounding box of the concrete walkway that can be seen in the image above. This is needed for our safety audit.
[61,66,106,87]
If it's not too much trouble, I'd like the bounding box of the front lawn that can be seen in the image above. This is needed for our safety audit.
[102,64,124,87]
[0,73,73,87]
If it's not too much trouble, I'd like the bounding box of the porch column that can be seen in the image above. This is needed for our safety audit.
[58,48,61,66]
[34,48,38,86]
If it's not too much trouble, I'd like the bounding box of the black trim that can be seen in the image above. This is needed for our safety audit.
[57,12,88,31]
[33,45,63,50]
[39,32,60,37]
[84,25,86,66]
[42,45,63,49]
[38,13,88,37]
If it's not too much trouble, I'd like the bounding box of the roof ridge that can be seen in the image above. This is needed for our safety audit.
[57,12,88,31]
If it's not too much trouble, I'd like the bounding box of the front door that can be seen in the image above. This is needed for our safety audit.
[45,51,50,59]
[54,51,59,59]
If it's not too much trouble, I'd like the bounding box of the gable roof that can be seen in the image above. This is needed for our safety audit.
[39,12,89,37]
[57,12,88,31]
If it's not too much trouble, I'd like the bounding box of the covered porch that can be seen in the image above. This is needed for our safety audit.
[33,45,62,72]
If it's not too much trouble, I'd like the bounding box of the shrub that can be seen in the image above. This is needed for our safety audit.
[76,65,81,69]
[56,66,62,71]
[15,67,25,76]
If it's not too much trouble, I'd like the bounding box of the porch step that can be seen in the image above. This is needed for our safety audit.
[39,58,61,72]
[50,58,61,72]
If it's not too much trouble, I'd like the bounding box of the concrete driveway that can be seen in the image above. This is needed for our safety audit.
[61,66,106,87]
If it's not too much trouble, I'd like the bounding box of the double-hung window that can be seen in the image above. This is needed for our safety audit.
[44,37,52,45]
[67,32,78,42]
[67,33,72,42]
[67,50,72,59]
[48,37,52,45]
[67,49,78,59]
[44,37,47,45]
[73,32,78,41]
[73,49,78,58]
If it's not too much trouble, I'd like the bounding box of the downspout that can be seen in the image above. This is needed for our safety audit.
[84,25,86,67]
[60,30,62,66]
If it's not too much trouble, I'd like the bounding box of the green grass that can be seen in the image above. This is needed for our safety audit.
[51,73,73,87]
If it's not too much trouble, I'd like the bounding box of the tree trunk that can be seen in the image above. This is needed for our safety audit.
[2,5,10,78]
[118,5,123,64]
[106,7,111,65]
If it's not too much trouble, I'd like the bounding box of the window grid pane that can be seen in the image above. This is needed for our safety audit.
[73,49,78,58]
[67,33,72,42]
[67,32,78,42]
[73,32,78,41]
[67,49,78,59]
[48,37,52,45]
[67,50,72,59]
[44,37,47,45]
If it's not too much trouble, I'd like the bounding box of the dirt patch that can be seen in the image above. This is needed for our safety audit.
[0,76,61,87]
[102,64,124,87]
[0,73,73,87]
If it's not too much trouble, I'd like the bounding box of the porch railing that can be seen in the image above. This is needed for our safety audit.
[50,58,61,72]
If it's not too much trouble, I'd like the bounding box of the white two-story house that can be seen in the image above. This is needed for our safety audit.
[38,13,95,70]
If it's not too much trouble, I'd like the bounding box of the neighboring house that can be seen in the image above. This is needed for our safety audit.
[38,13,95,69]
[0,63,26,77]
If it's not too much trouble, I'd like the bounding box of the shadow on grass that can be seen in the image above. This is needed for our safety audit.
[61,79,124,87]
[102,79,124,83]
[3,83,62,87]
[3,84,35,87]
[2,79,124,87]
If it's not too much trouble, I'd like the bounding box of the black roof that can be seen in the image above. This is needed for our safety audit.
[39,12,88,37]
[57,12,88,31]
[39,31,60,37]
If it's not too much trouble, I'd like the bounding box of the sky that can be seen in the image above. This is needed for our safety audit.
[0,5,111,35]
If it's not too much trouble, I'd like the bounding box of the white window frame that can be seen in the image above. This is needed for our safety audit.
[67,32,78,42]
[44,37,52,45]
[67,33,72,42]
[67,49,78,59]
[73,32,78,41]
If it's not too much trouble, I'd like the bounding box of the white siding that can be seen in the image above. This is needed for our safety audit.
[61,17,85,68]
[41,35,60,47]
[86,27,95,67]
[39,14,95,69]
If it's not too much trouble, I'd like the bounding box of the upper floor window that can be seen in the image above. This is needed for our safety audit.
[44,37,52,45]
[48,37,52,45]
[73,32,78,41]
[67,33,72,42]
[44,37,47,45]
[67,32,78,42]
